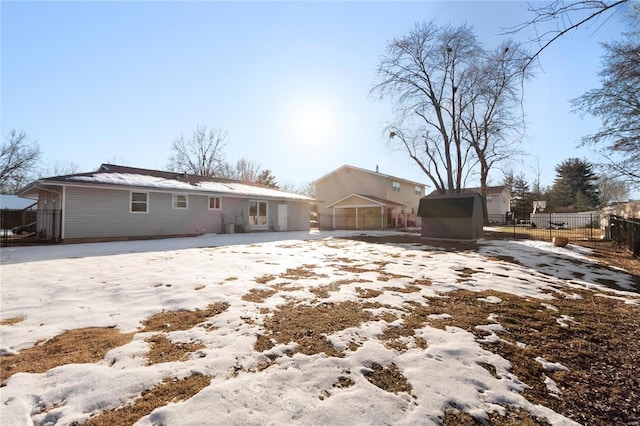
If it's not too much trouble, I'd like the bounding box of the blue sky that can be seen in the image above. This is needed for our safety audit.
[1,1,631,193]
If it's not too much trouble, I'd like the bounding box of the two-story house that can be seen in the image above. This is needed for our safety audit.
[312,165,427,230]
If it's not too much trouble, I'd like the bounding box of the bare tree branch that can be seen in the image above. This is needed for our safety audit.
[167,126,227,177]
[0,130,41,193]
[505,0,630,70]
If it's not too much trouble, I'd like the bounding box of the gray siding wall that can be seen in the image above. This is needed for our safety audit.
[64,187,225,239]
[62,186,310,239]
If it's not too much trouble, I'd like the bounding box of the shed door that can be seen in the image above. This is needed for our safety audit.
[278,204,288,231]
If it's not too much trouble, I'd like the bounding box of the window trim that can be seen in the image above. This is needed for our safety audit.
[208,196,222,210]
[414,185,422,196]
[249,200,268,228]
[130,191,149,213]
[172,194,188,209]
[392,181,401,192]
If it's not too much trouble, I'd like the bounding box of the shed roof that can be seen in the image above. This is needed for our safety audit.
[326,193,405,209]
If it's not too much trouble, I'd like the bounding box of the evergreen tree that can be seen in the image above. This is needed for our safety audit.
[256,169,278,188]
[548,158,600,211]
[511,174,532,220]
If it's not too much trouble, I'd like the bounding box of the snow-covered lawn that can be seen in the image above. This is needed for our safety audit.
[1,231,638,425]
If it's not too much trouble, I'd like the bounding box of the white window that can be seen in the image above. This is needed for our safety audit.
[392,181,401,192]
[173,194,188,209]
[130,191,148,213]
[209,196,221,210]
[249,200,267,226]
[486,195,493,203]
[414,185,422,196]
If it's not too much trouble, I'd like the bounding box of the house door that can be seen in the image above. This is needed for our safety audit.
[278,204,287,231]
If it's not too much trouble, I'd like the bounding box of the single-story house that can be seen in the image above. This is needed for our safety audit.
[312,165,428,230]
[17,164,313,243]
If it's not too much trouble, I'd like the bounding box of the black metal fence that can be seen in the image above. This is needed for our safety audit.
[485,212,604,242]
[1,208,62,247]
[609,215,640,257]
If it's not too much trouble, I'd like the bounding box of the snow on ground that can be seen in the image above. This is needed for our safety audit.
[0,231,637,425]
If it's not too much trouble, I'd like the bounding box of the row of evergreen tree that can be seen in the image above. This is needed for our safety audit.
[504,158,629,219]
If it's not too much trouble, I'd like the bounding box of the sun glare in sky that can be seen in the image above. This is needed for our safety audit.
[286,97,339,148]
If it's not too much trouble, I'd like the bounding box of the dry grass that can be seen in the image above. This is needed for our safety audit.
[2,235,639,425]
[140,302,228,332]
[363,362,413,395]
[145,334,205,365]
[425,288,640,425]
[82,374,211,426]
[257,300,376,357]
[0,327,133,383]
[0,317,24,326]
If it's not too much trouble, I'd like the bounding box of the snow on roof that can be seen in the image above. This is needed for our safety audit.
[66,172,313,201]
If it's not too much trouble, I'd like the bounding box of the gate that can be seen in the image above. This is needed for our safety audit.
[1,208,62,247]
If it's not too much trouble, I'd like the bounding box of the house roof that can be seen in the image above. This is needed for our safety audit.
[19,164,313,202]
[0,194,37,210]
[326,193,405,209]
[312,164,428,187]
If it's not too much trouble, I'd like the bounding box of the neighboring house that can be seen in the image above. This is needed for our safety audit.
[427,185,512,223]
[0,194,38,233]
[312,165,427,230]
[0,194,37,210]
[17,164,312,243]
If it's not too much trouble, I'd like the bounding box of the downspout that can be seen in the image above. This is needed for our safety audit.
[61,186,66,240]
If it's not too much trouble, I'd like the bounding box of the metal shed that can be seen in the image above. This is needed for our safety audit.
[418,192,484,241]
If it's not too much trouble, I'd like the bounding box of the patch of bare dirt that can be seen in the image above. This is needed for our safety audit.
[145,334,205,365]
[0,327,134,384]
[140,302,228,332]
[81,374,211,426]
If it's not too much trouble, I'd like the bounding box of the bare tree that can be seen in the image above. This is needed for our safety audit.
[507,0,630,69]
[372,22,482,193]
[373,22,529,202]
[279,181,315,197]
[597,174,630,206]
[219,158,262,181]
[167,126,227,176]
[462,40,532,219]
[45,160,81,177]
[0,130,41,193]
[571,4,640,188]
